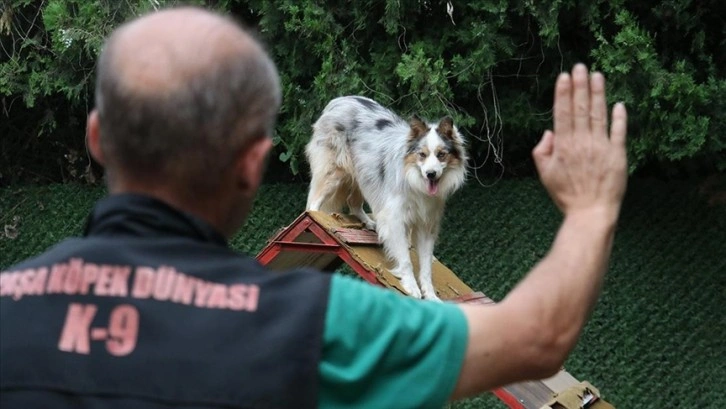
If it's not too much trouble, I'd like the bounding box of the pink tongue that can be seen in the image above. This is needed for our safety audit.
[427,180,439,195]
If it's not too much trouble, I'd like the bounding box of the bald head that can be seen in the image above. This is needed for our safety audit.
[93,6,281,195]
[107,8,257,98]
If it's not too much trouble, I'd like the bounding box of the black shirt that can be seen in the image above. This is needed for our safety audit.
[1,194,331,409]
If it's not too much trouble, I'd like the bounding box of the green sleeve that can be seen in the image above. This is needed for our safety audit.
[318,274,469,409]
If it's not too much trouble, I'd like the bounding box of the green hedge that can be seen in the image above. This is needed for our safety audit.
[2,0,725,186]
[2,179,725,408]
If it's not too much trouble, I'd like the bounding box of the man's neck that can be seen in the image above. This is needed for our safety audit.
[109,181,236,239]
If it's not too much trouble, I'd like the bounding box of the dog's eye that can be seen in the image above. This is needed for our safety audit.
[418,152,426,160]
[436,151,447,160]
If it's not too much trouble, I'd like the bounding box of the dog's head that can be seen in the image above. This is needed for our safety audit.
[404,114,467,197]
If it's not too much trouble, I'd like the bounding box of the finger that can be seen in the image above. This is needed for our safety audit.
[610,102,628,149]
[533,130,555,159]
[590,72,607,139]
[572,63,591,135]
[553,73,572,138]
[533,130,554,175]
[532,130,554,175]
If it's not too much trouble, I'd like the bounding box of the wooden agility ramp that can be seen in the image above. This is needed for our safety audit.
[256,211,615,409]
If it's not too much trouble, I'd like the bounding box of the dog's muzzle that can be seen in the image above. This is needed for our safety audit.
[425,171,439,195]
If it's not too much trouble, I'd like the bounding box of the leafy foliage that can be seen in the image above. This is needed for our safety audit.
[1,0,724,186]
[589,6,726,174]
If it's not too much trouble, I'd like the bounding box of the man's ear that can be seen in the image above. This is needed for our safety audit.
[235,136,273,193]
[87,110,105,166]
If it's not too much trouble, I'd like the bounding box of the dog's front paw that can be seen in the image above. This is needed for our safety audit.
[364,220,377,231]
[398,275,422,299]
[421,287,442,302]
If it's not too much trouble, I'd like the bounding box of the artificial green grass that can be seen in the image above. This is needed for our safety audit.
[1,178,724,408]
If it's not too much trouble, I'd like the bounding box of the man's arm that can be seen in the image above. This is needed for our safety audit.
[451,64,629,399]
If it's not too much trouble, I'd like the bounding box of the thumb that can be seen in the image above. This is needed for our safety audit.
[532,130,554,167]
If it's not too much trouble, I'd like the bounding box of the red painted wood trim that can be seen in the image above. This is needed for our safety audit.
[256,243,282,266]
[272,241,341,253]
[492,388,526,409]
[263,212,309,243]
[277,217,313,242]
[308,222,341,245]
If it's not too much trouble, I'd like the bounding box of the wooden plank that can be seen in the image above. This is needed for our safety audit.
[541,370,580,395]
[501,381,556,408]
[332,227,381,245]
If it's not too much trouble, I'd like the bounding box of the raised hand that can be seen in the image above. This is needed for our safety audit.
[532,64,628,221]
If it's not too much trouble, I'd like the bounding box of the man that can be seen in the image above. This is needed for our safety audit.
[0,6,628,409]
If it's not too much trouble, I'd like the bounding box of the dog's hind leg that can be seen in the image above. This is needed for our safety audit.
[306,168,347,213]
[376,209,422,299]
[347,186,376,231]
[412,227,441,302]
[306,172,328,211]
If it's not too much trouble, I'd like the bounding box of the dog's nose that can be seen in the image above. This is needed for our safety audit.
[426,171,437,181]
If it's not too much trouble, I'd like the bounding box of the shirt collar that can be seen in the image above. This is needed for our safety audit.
[82,193,228,246]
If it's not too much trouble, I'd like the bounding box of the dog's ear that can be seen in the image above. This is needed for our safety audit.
[408,114,429,139]
[437,116,455,140]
